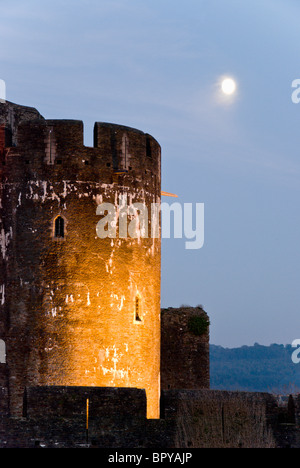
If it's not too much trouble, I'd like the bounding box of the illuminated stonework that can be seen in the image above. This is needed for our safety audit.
[0,101,161,418]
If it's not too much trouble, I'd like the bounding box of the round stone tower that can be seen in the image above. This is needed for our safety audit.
[0,101,161,418]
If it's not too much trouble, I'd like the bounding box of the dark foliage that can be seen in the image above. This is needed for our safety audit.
[210,343,300,394]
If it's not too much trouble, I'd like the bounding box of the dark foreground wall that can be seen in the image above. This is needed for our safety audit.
[0,387,148,448]
[1,386,300,448]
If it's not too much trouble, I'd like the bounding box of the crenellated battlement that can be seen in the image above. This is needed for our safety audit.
[0,102,161,187]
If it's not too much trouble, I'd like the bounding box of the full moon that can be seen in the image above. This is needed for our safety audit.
[221,78,236,95]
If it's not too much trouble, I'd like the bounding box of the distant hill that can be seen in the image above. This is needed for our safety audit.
[210,343,300,394]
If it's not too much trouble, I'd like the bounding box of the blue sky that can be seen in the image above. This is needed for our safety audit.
[1,0,300,347]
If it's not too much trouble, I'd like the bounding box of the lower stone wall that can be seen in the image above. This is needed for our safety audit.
[0,387,300,448]
[0,364,8,416]
[0,387,8,416]
[161,389,278,448]
[0,364,8,388]
[23,386,147,448]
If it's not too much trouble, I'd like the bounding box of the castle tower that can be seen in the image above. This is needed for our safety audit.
[0,101,161,419]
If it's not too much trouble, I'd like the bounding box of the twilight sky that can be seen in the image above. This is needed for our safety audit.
[1,0,300,347]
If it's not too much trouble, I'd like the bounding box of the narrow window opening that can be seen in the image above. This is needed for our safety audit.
[135,295,142,322]
[54,216,65,239]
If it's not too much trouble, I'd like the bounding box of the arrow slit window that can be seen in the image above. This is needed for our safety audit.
[54,216,65,239]
[135,294,142,323]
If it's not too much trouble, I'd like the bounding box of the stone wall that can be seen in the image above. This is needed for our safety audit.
[161,307,210,390]
[0,386,300,448]
[0,386,147,448]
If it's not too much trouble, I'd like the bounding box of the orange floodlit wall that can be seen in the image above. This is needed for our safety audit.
[0,102,161,418]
